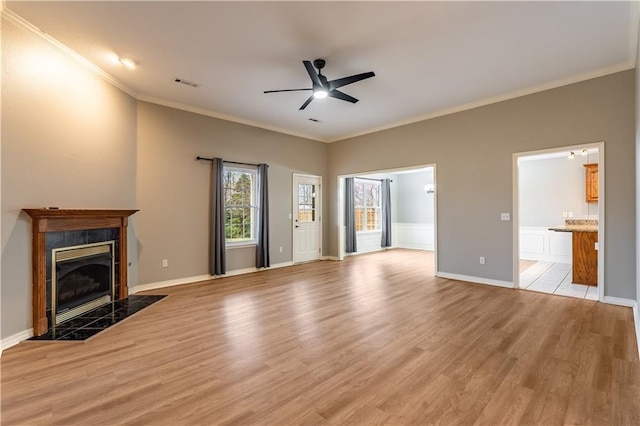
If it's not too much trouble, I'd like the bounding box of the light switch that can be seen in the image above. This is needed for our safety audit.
[500,213,510,221]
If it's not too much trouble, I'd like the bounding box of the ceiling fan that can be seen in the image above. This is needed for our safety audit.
[264,59,375,110]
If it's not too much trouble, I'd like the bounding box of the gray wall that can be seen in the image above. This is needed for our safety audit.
[395,170,434,224]
[136,102,327,285]
[519,155,599,227]
[2,15,637,341]
[328,71,636,299]
[1,21,138,339]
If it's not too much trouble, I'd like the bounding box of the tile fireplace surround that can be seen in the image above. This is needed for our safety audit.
[23,209,138,336]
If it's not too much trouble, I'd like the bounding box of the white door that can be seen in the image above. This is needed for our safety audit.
[293,174,322,263]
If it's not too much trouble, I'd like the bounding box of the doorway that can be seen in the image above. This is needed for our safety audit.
[513,142,604,301]
[292,174,322,264]
[337,165,437,273]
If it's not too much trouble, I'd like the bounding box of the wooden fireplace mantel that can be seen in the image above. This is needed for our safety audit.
[23,208,138,336]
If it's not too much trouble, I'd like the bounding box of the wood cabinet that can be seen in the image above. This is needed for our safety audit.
[584,163,598,202]
[572,231,597,286]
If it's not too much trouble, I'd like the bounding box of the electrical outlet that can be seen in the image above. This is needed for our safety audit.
[480,256,486,265]
[162,259,168,268]
[500,213,510,221]
[562,211,568,218]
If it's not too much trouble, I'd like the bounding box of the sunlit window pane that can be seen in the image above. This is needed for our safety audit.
[224,168,257,242]
[353,180,381,232]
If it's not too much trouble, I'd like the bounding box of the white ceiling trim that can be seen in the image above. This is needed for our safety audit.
[1,8,137,98]
[329,61,634,143]
[137,95,320,142]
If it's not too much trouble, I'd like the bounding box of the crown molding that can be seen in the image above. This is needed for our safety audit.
[137,95,325,143]
[328,61,634,143]
[1,8,137,98]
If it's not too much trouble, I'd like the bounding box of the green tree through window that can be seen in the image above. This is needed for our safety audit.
[223,167,257,242]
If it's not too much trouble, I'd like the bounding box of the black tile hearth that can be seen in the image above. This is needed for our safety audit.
[29,295,166,341]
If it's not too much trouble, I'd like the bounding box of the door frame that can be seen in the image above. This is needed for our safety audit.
[292,173,322,264]
[336,164,438,273]
[512,141,605,302]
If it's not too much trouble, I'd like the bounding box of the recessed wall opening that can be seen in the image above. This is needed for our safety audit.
[513,142,604,301]
[337,164,437,273]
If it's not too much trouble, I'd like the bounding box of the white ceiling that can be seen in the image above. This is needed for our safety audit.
[5,1,637,143]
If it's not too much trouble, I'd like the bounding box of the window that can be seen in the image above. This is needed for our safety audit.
[223,167,257,244]
[297,183,316,222]
[354,179,381,232]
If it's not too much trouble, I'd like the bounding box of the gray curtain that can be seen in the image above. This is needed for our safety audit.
[256,163,270,268]
[345,177,357,253]
[381,178,392,248]
[210,158,226,275]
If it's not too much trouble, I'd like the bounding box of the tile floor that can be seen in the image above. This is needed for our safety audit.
[520,261,598,300]
[29,295,166,341]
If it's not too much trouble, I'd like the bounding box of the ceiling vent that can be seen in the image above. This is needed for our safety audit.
[173,77,200,88]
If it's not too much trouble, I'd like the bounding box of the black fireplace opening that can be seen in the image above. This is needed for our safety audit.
[56,256,111,314]
[53,242,115,325]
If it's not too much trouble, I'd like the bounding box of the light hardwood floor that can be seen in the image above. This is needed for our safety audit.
[2,249,639,425]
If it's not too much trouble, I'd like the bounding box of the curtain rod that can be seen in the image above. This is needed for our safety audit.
[196,156,262,167]
[355,176,393,183]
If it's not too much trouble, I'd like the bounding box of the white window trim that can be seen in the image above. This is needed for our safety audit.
[223,165,259,246]
[354,179,382,233]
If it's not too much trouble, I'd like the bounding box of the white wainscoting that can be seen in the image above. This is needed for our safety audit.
[393,223,434,251]
[356,231,384,254]
[519,226,571,263]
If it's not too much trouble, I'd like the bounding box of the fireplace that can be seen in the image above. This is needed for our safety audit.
[52,241,115,325]
[23,209,138,335]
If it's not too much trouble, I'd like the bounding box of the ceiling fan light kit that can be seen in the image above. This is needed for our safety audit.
[264,59,375,110]
[313,90,328,99]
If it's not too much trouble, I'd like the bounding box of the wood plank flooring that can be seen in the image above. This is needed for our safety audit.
[2,249,639,425]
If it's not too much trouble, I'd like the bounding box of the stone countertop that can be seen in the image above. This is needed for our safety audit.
[548,225,598,233]
[548,219,598,233]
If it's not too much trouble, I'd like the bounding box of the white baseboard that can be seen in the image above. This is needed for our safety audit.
[396,242,434,251]
[322,256,339,261]
[602,296,636,307]
[131,274,212,294]
[131,261,295,294]
[634,303,640,361]
[436,272,514,289]
[1,329,34,352]
[224,261,294,277]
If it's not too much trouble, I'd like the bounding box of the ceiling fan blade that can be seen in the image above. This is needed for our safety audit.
[328,90,359,104]
[303,61,323,88]
[299,95,314,110]
[264,88,312,93]
[328,71,375,91]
